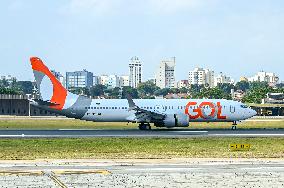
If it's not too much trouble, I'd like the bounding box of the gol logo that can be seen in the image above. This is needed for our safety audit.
[184,101,227,120]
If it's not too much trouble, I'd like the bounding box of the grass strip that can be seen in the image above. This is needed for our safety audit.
[0,137,283,160]
[0,119,283,130]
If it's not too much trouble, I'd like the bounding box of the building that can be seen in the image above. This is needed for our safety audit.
[177,80,189,88]
[98,75,109,86]
[232,90,246,101]
[0,94,58,116]
[93,76,99,86]
[188,68,214,88]
[66,70,93,89]
[107,75,120,88]
[120,75,129,87]
[0,75,17,84]
[248,71,279,85]
[240,76,248,82]
[51,70,65,87]
[129,56,142,88]
[155,57,176,89]
[214,72,233,87]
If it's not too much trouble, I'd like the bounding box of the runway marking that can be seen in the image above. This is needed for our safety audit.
[211,134,284,136]
[45,172,67,188]
[167,131,208,133]
[245,120,283,122]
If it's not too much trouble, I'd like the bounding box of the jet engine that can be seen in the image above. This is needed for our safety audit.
[154,114,189,128]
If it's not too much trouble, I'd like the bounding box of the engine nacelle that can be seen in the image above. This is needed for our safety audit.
[154,114,189,128]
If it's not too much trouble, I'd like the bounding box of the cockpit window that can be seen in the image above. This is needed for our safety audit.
[240,104,248,108]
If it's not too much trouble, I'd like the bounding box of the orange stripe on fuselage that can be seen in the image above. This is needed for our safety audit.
[30,57,67,110]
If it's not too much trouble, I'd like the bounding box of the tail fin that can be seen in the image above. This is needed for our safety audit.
[30,57,67,110]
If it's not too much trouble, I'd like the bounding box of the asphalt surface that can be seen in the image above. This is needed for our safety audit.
[0,128,284,138]
[0,159,283,187]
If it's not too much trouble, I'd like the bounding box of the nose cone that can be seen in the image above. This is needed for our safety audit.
[252,109,257,116]
[247,109,257,118]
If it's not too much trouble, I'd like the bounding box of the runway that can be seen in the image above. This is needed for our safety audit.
[0,159,283,187]
[0,128,284,138]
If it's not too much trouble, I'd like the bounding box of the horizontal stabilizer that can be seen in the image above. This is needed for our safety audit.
[33,99,61,107]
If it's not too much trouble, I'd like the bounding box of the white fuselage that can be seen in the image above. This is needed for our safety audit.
[79,99,256,123]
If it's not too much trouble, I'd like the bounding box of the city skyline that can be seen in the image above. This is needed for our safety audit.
[0,0,284,81]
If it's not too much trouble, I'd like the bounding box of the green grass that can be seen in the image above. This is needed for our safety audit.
[0,138,283,160]
[0,118,283,130]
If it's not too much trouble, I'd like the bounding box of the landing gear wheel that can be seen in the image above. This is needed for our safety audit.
[231,121,237,130]
[231,125,237,130]
[138,123,151,130]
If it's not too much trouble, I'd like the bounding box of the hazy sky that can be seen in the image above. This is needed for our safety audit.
[0,0,284,82]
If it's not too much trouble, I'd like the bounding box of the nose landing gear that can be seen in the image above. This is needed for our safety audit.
[138,123,151,130]
[231,121,237,130]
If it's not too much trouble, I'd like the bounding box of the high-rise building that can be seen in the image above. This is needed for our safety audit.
[248,71,279,85]
[214,72,233,87]
[129,56,142,88]
[51,70,65,87]
[155,57,176,89]
[188,68,214,87]
[66,69,93,89]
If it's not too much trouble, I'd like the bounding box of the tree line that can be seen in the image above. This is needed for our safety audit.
[1,78,283,104]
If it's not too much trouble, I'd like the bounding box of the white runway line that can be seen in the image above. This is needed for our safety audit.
[167,131,208,133]
[211,134,284,136]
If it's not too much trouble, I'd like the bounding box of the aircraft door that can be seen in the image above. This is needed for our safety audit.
[230,105,236,113]
[155,105,165,113]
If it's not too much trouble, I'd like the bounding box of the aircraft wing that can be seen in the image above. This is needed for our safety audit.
[125,94,165,122]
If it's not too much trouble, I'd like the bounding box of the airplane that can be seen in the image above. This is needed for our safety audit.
[29,57,257,130]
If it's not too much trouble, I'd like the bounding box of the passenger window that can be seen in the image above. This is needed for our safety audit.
[106,107,108,109]
[115,107,117,109]
[94,107,96,109]
[112,107,115,109]
[150,107,152,109]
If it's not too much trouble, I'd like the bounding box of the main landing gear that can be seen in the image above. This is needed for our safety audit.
[231,121,237,130]
[138,123,151,130]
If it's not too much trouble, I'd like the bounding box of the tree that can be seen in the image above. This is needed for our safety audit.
[122,86,139,99]
[188,87,232,100]
[216,83,234,94]
[69,87,90,96]
[137,81,160,98]
[179,87,188,94]
[0,87,20,95]
[105,87,121,98]
[89,84,107,97]
[235,81,250,91]
[154,88,171,96]
[16,81,34,94]
[0,78,9,88]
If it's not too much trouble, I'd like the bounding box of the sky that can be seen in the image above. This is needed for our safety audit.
[0,0,284,82]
